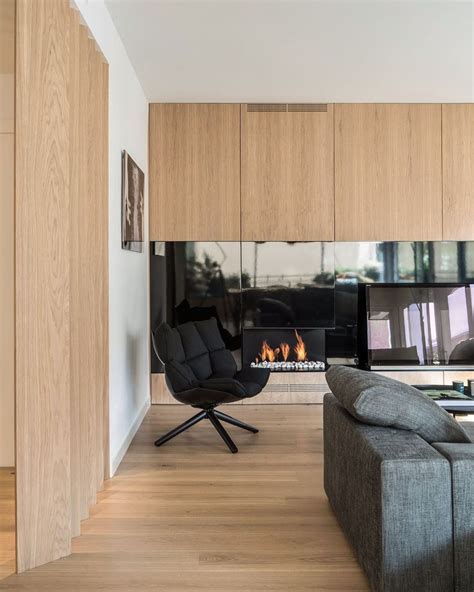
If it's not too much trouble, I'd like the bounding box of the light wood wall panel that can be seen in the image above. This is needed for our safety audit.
[442,104,474,240]
[0,0,15,471]
[16,0,72,571]
[16,0,109,572]
[152,372,329,405]
[0,0,14,133]
[241,105,334,241]
[335,104,442,241]
[376,371,442,385]
[69,7,82,539]
[149,103,241,241]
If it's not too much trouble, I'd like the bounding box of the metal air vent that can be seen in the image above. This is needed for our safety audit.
[247,104,287,113]
[287,104,328,113]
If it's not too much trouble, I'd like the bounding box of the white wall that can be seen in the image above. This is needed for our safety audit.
[76,0,150,476]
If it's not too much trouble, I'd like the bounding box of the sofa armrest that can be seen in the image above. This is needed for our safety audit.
[324,393,453,592]
[433,442,474,592]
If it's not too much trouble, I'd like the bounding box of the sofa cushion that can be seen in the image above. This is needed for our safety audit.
[326,366,471,444]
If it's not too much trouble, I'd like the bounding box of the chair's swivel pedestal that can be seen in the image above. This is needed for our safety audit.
[154,407,259,454]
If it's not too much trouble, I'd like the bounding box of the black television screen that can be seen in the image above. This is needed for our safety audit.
[363,283,474,368]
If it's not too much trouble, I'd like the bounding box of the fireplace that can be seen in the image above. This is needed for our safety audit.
[243,328,326,372]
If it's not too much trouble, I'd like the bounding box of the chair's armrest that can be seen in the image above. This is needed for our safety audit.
[199,377,246,398]
[433,442,474,592]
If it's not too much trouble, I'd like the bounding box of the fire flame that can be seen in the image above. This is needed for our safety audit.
[260,340,280,362]
[257,332,308,363]
[280,342,290,361]
[293,330,307,362]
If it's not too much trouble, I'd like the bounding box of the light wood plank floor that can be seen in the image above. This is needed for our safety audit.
[0,468,15,581]
[0,405,369,591]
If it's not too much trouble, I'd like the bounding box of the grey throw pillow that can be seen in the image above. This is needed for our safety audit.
[326,366,471,444]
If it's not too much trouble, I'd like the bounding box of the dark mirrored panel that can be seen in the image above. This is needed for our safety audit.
[150,241,242,371]
[150,240,474,372]
[329,241,474,363]
[363,283,474,367]
[241,242,335,328]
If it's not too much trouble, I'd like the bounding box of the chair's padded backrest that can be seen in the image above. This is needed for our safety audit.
[177,322,213,381]
[155,323,197,392]
[195,318,237,378]
[155,319,237,392]
[155,322,186,364]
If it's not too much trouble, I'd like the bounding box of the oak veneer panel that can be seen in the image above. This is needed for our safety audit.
[375,371,442,385]
[69,8,82,539]
[88,40,104,496]
[152,372,327,405]
[15,0,72,571]
[241,105,334,241]
[242,372,327,404]
[0,0,14,74]
[16,1,109,571]
[69,17,109,532]
[442,104,474,240]
[149,104,241,241]
[335,104,442,241]
[151,373,174,404]
[0,0,14,133]
[101,60,109,482]
[0,135,14,470]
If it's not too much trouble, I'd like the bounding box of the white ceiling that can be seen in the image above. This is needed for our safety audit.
[105,0,473,103]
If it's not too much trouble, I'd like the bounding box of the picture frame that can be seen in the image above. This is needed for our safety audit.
[121,150,145,252]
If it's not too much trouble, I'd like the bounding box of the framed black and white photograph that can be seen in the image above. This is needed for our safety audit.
[122,150,144,252]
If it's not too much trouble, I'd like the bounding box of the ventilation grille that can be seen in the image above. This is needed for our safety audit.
[288,103,327,113]
[247,103,328,113]
[247,104,287,113]
[268,383,328,393]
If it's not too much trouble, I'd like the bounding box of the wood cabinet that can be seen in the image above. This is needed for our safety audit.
[241,104,334,241]
[442,104,474,240]
[149,104,241,241]
[335,104,442,241]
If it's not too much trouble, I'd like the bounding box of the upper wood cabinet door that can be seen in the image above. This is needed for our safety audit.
[442,104,474,240]
[241,104,334,241]
[335,104,442,241]
[149,104,241,241]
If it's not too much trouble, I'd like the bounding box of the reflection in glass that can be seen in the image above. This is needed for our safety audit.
[241,242,335,328]
[363,284,474,367]
[173,242,242,343]
[329,242,474,361]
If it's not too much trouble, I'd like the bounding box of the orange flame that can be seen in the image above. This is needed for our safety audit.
[293,330,307,361]
[280,342,290,361]
[260,340,280,362]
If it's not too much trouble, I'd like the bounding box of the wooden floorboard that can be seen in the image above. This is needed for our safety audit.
[0,405,369,591]
[0,468,15,581]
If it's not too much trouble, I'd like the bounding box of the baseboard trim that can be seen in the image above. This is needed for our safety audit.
[110,397,150,476]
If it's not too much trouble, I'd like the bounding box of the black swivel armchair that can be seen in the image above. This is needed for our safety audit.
[152,318,270,453]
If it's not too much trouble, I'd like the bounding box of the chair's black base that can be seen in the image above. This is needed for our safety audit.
[154,409,258,453]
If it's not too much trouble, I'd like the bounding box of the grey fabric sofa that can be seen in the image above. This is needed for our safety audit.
[323,367,474,592]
